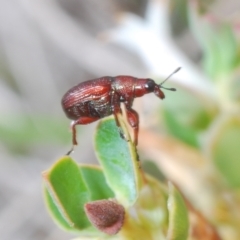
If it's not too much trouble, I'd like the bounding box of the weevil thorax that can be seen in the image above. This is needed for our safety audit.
[113,76,165,107]
[112,76,136,106]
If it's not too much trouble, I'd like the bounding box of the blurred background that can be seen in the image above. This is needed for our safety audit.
[1,0,240,239]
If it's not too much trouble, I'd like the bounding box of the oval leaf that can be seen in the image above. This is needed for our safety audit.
[43,156,91,230]
[167,182,189,240]
[80,165,114,200]
[208,115,240,187]
[94,116,142,206]
[43,187,74,231]
[162,86,217,147]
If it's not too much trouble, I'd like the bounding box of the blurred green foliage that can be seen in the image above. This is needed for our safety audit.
[161,1,240,239]
[0,115,70,154]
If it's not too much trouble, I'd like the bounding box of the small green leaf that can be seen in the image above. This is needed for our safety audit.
[161,86,217,147]
[209,115,240,187]
[216,24,238,74]
[163,108,199,147]
[43,156,91,230]
[188,3,238,79]
[188,3,219,79]
[119,175,168,240]
[228,71,240,105]
[80,165,114,201]
[44,187,74,231]
[94,116,142,206]
[167,182,189,240]
[142,160,166,182]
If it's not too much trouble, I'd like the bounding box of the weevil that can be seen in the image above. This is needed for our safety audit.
[62,68,180,154]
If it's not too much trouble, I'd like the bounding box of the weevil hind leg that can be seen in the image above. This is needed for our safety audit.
[65,120,78,155]
[71,120,78,145]
[65,145,75,156]
[65,117,100,155]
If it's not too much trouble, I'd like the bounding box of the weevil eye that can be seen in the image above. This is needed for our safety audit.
[145,79,155,92]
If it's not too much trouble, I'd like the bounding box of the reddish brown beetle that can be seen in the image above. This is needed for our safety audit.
[62,68,180,154]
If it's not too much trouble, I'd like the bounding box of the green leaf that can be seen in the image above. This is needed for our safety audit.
[167,182,189,240]
[209,115,240,187]
[228,71,240,105]
[216,25,238,74]
[188,3,219,79]
[142,160,166,182]
[80,165,114,201]
[94,116,142,206]
[43,187,74,231]
[43,156,91,230]
[119,174,168,240]
[161,86,217,147]
[163,108,199,147]
[169,0,189,35]
[188,3,238,79]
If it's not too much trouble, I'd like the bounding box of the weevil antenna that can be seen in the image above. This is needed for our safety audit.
[159,67,181,91]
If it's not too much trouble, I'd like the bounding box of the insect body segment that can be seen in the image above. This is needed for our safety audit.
[62,69,179,155]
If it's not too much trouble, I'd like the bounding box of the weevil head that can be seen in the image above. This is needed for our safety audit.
[145,78,165,99]
[144,79,155,92]
[150,67,180,99]
[145,78,177,99]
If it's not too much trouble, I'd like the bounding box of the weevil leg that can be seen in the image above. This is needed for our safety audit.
[125,108,139,146]
[118,126,128,141]
[111,92,129,142]
[66,145,75,156]
[65,121,78,155]
[113,111,129,141]
[66,116,100,155]
[112,104,129,142]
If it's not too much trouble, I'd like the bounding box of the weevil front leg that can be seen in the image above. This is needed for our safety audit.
[113,108,130,142]
[125,107,139,146]
[112,93,129,142]
[66,116,100,155]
